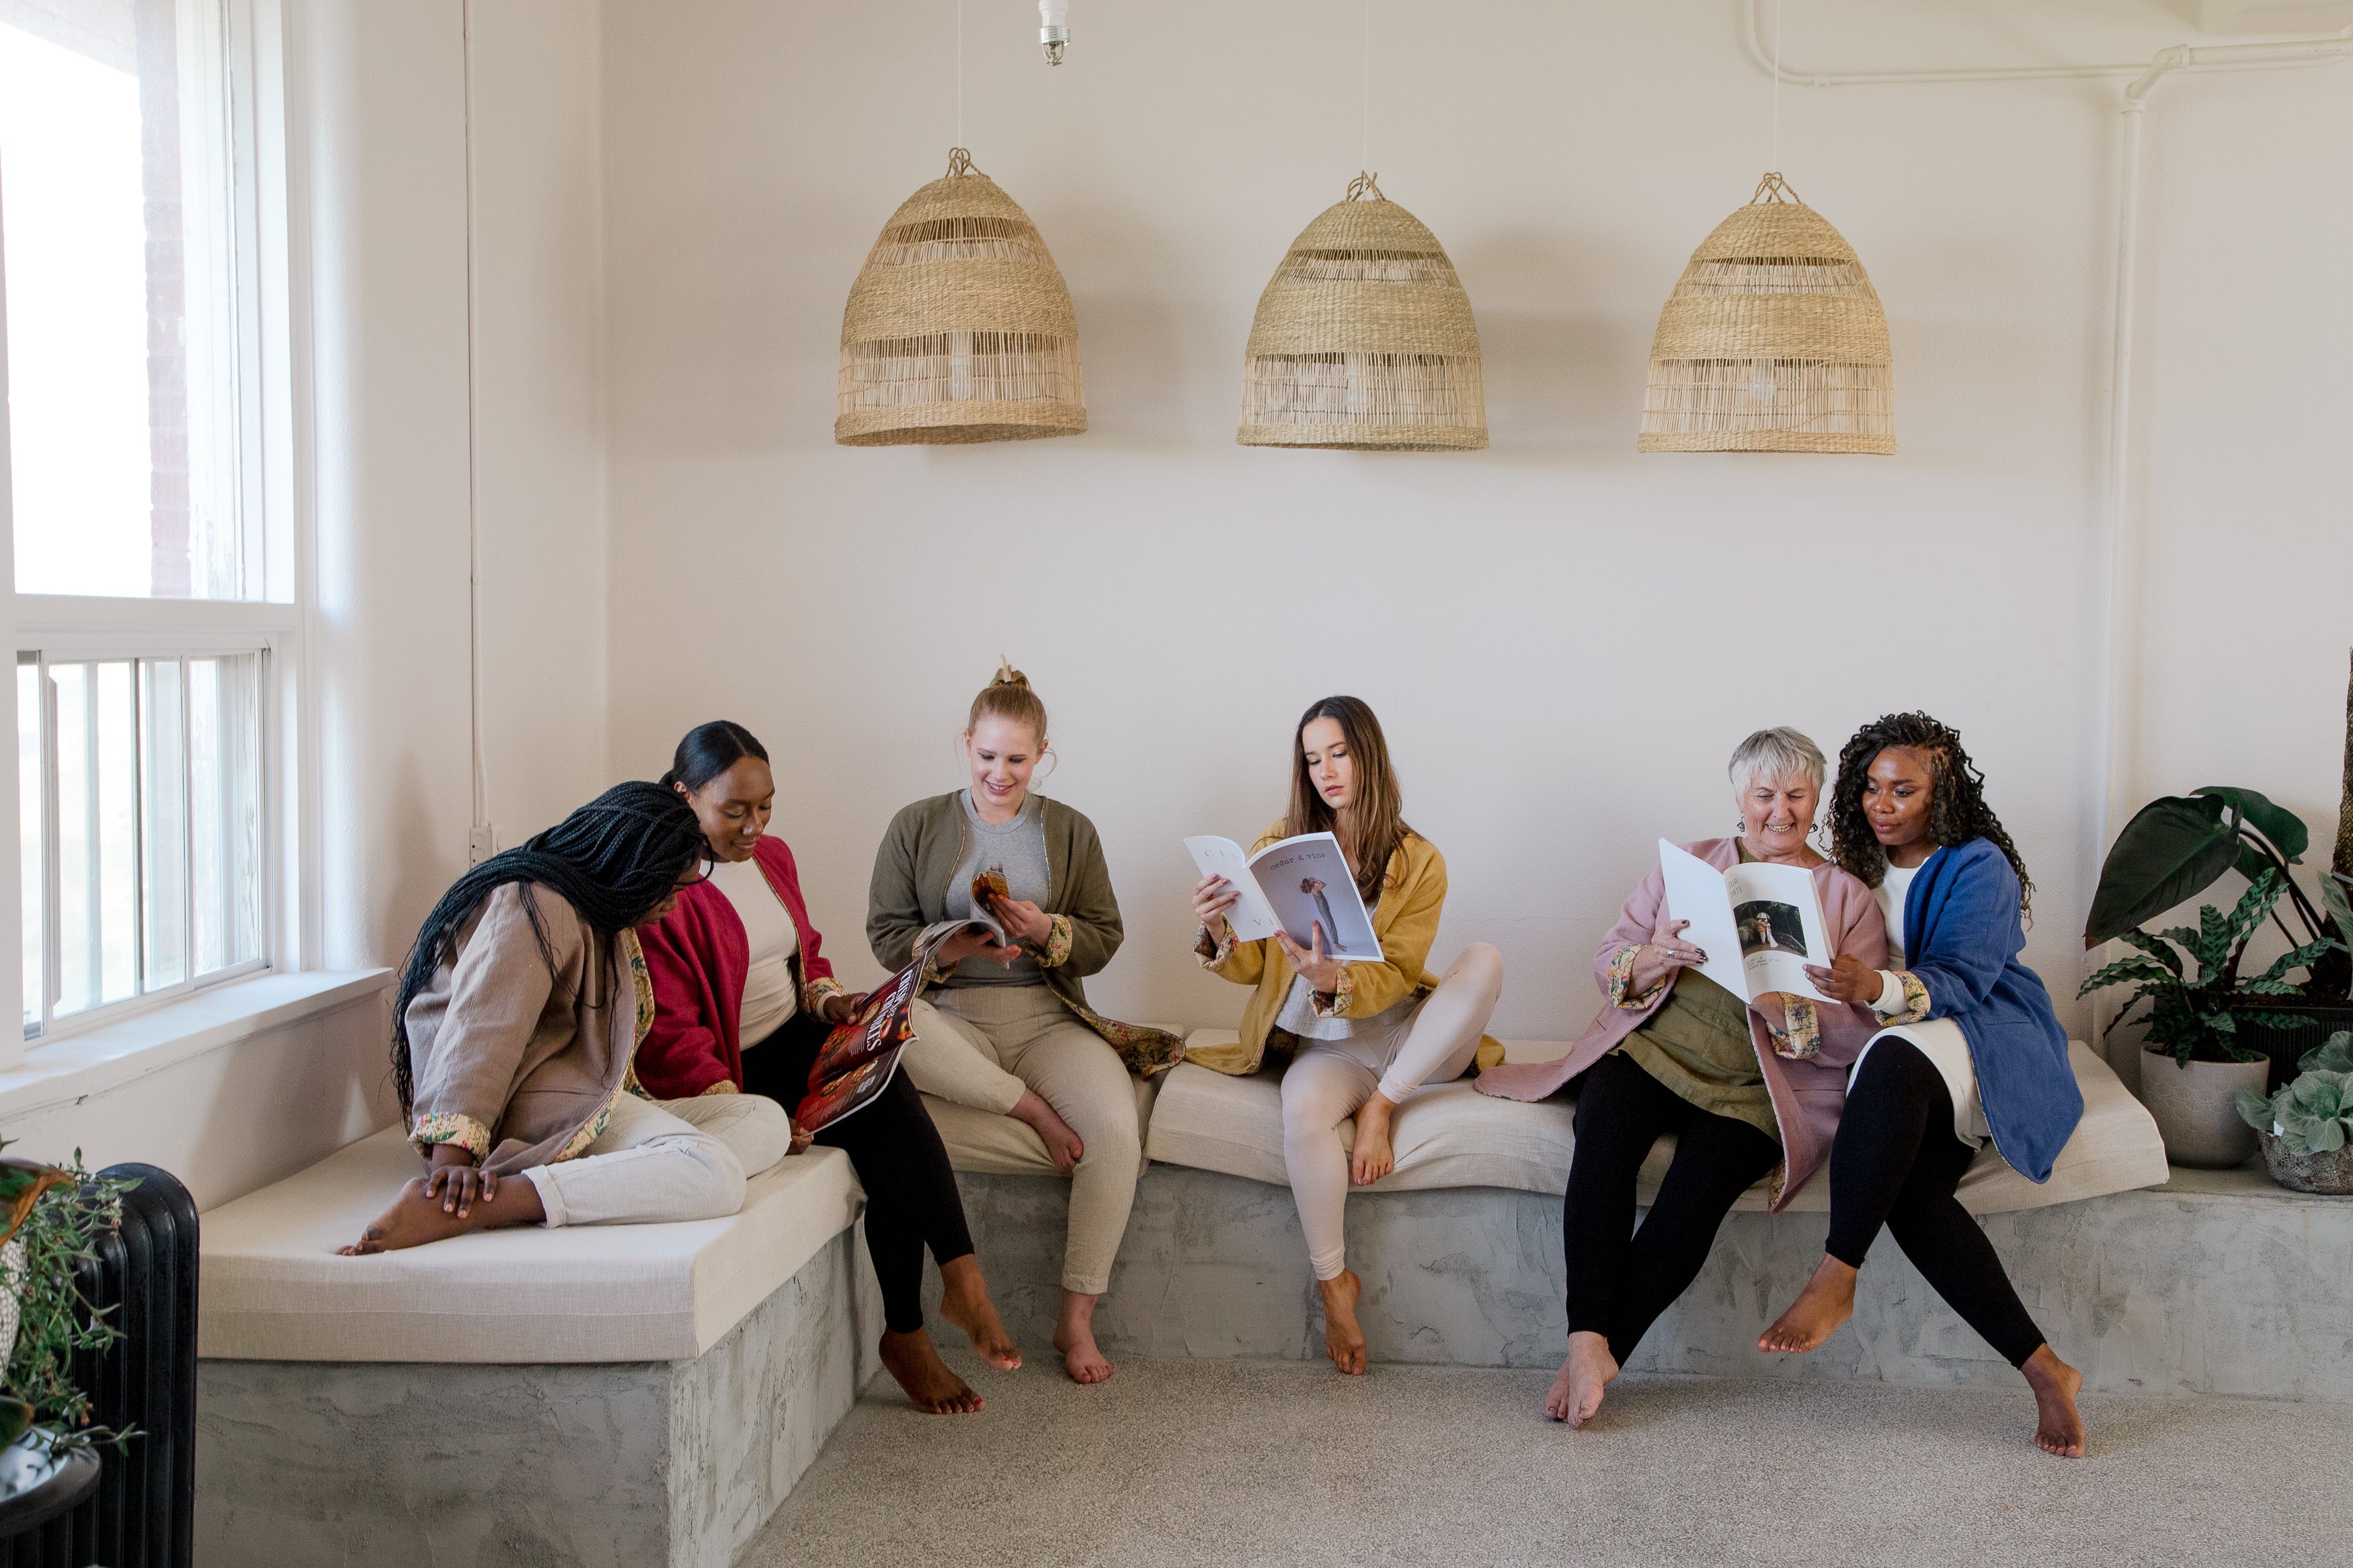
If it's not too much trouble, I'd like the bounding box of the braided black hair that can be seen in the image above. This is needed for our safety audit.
[661,720,768,793]
[390,781,710,1118]
[1828,712,2035,920]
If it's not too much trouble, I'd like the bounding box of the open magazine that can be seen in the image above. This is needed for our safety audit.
[1184,831,1382,962]
[1656,839,1833,1005]
[796,878,1020,1133]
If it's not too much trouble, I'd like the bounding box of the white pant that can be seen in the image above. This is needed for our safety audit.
[523,1091,793,1229]
[1281,944,1504,1281]
[901,985,1144,1295]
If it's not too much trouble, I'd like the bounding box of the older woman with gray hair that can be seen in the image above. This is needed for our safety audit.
[1478,728,1887,1428]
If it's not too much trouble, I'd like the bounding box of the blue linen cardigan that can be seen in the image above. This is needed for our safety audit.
[1898,837,2083,1182]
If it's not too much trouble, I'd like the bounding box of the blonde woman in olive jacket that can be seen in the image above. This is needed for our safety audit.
[1191,696,1505,1374]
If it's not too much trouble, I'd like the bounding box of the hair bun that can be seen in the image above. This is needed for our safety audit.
[992,657,1029,690]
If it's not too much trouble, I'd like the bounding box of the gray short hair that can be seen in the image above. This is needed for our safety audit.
[1727,727,1827,794]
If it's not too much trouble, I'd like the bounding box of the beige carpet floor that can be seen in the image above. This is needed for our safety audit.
[742,1352,2337,1568]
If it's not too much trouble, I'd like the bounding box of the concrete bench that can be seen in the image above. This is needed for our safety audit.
[194,1127,882,1568]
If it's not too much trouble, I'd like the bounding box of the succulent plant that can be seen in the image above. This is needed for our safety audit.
[2238,1031,2353,1155]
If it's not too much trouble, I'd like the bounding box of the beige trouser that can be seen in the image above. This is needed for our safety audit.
[522,1091,793,1229]
[1281,943,1505,1281]
[902,985,1142,1295]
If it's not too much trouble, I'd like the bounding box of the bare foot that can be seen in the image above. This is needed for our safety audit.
[2023,1344,2087,1457]
[1053,1289,1113,1385]
[1546,1331,1619,1427]
[878,1327,984,1414]
[1010,1089,1084,1176]
[1350,1094,1399,1186]
[335,1174,545,1255]
[936,1255,1023,1370]
[1318,1270,1367,1375]
[1759,1253,1858,1354]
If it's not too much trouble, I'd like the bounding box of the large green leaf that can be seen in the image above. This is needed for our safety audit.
[2321,874,2353,943]
[2194,786,2309,864]
[2085,795,2239,948]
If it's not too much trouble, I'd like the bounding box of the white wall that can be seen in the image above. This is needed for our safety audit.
[596,0,2353,1042]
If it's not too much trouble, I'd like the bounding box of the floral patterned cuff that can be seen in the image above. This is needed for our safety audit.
[1195,923,1240,968]
[1875,970,1931,1025]
[806,975,846,1014]
[1310,963,1356,1019]
[410,1111,493,1162]
[1606,945,1667,1010]
[1038,913,1074,968]
[699,1079,740,1096]
[1771,996,1821,1061]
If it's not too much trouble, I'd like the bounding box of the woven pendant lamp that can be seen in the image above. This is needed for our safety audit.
[1237,173,1486,451]
[1638,173,1893,454]
[835,149,1086,446]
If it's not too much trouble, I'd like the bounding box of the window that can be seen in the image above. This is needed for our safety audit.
[3,0,296,1046]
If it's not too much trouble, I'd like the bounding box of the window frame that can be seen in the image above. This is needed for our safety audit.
[1,0,307,1056]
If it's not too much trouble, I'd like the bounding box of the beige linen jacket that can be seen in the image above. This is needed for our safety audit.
[403,882,654,1176]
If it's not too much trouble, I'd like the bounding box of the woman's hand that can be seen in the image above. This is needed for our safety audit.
[934,927,1022,967]
[423,1143,495,1218]
[787,1118,814,1157]
[1192,874,1242,941]
[1630,918,1707,994]
[989,896,1055,947]
[1802,953,1879,1005]
[1273,923,1345,997]
[819,991,869,1026]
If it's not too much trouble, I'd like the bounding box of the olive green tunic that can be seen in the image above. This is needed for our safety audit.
[1613,969,1778,1143]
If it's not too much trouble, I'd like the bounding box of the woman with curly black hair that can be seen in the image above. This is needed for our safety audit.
[1757,713,2088,1457]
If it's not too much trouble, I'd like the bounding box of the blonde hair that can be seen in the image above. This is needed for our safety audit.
[967,657,1048,746]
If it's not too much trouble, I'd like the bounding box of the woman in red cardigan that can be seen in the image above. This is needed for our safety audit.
[638,720,1019,1415]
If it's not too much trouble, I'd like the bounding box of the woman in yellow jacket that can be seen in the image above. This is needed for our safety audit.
[1191,696,1505,1374]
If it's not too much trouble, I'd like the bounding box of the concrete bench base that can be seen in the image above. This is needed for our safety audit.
[196,1225,883,1568]
[932,1163,2353,1401]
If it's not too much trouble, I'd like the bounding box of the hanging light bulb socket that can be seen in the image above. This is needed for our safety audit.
[1039,0,1069,64]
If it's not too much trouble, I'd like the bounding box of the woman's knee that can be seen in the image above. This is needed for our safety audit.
[1449,941,1505,1005]
[659,1132,750,1219]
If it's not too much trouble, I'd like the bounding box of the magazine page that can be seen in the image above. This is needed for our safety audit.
[1657,840,1755,1003]
[1718,858,1833,1003]
[797,914,1006,1133]
[1244,832,1383,961]
[1184,835,1283,943]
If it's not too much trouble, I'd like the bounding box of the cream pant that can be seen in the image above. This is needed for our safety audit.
[523,1091,793,1229]
[902,985,1142,1295]
[1281,943,1505,1281]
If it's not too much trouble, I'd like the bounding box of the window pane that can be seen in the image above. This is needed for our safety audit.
[54,660,141,1016]
[188,653,258,974]
[141,658,188,990]
[0,0,243,599]
[17,661,42,1036]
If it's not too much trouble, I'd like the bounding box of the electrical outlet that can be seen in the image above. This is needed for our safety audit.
[468,825,497,865]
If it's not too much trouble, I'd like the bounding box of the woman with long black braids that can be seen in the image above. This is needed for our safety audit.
[638,721,1023,1414]
[341,782,793,1255]
[1757,713,2089,1457]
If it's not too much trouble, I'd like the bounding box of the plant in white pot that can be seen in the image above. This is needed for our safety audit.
[2078,785,2352,1169]
[2237,1032,2353,1194]
[0,1151,132,1467]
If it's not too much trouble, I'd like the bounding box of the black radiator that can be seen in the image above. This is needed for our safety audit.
[0,1163,198,1568]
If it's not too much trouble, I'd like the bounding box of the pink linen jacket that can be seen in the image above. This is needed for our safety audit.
[1475,837,1888,1209]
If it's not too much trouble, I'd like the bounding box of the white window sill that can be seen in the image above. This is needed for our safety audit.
[0,970,393,1122]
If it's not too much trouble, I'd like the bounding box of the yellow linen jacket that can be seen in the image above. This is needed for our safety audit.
[1189,823,1504,1077]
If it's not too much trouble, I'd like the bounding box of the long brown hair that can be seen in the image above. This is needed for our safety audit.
[1283,696,1412,905]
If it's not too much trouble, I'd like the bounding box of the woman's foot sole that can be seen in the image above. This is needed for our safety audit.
[336,1175,536,1255]
[2024,1347,2087,1457]
[938,1263,1023,1370]
[878,1329,983,1414]
[1759,1255,1858,1354]
[1319,1270,1368,1375]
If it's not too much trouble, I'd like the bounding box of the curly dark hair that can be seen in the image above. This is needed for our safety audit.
[1828,712,2034,920]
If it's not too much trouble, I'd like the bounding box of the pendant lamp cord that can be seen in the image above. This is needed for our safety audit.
[1769,0,1784,174]
[956,0,965,147]
[1361,0,1370,176]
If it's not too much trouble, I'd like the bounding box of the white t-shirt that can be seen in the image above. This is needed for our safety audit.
[709,855,800,1046]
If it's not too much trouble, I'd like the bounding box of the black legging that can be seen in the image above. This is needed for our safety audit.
[740,1012,975,1337]
[1563,1050,1782,1366]
[1823,1038,2046,1369]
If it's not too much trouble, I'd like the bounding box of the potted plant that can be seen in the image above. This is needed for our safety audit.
[0,1150,132,1476]
[2080,785,2351,1167]
[2237,1031,2353,1194]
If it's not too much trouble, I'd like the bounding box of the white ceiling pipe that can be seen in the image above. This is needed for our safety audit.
[1039,0,1069,64]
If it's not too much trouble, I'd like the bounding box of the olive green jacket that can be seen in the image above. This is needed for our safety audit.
[866,792,1185,1076]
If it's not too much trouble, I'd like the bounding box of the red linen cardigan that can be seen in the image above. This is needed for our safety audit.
[635,835,844,1099]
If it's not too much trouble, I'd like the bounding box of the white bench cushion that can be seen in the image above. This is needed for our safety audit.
[1148,1032,2167,1214]
[199,1127,863,1364]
